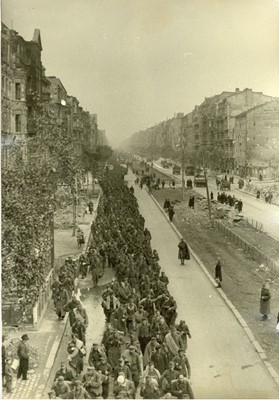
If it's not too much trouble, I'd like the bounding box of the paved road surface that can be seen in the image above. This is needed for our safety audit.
[129,170,279,399]
[152,161,279,241]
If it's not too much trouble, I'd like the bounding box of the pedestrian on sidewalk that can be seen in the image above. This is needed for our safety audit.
[17,334,30,381]
[163,198,171,211]
[172,180,176,189]
[215,257,222,288]
[168,206,175,222]
[237,199,243,213]
[260,282,271,321]
[188,195,195,209]
[77,228,85,248]
[88,200,94,214]
[178,238,190,265]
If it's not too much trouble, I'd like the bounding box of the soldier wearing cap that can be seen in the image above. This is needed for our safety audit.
[171,373,194,399]
[52,375,70,399]
[17,334,30,381]
[82,366,102,398]
[160,361,179,394]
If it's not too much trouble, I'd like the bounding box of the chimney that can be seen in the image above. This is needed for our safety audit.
[235,88,240,92]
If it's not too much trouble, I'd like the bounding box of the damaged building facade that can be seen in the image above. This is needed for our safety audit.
[128,88,279,178]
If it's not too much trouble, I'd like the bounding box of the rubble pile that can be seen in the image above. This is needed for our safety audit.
[245,182,279,205]
[175,194,250,230]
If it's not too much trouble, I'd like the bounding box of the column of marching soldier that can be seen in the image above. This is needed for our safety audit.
[50,167,195,399]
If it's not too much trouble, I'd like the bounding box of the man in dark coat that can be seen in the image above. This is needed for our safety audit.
[215,257,222,288]
[178,238,190,265]
[168,206,175,222]
[17,334,30,380]
[188,195,195,209]
[260,283,271,320]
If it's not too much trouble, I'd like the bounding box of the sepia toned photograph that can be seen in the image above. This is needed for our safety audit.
[1,0,279,399]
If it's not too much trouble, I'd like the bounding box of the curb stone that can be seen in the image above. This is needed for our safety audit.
[147,189,279,387]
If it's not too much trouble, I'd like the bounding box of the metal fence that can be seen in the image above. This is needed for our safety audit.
[245,217,263,232]
[213,220,279,273]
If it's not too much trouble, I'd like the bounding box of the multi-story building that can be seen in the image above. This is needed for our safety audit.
[2,23,105,167]
[128,88,279,174]
[234,100,279,178]
[1,23,50,165]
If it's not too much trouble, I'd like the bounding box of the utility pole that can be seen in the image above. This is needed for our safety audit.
[203,152,212,223]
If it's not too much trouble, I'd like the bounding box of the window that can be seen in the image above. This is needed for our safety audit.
[15,83,21,99]
[15,114,21,132]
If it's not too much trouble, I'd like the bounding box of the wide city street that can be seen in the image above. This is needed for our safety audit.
[2,2,279,400]
[152,161,279,241]
[129,170,279,399]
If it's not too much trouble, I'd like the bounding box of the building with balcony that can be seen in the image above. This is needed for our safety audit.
[1,23,50,165]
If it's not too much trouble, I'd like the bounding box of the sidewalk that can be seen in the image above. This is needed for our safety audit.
[129,170,279,399]
[2,196,100,399]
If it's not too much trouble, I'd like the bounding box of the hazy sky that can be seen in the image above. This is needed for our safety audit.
[2,0,279,147]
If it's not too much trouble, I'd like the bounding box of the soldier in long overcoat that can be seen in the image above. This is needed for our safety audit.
[178,239,190,265]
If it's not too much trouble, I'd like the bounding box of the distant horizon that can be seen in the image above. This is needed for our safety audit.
[3,0,279,147]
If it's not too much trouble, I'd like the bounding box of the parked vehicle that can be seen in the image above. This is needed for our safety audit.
[172,165,181,174]
[194,174,206,187]
[220,179,231,190]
